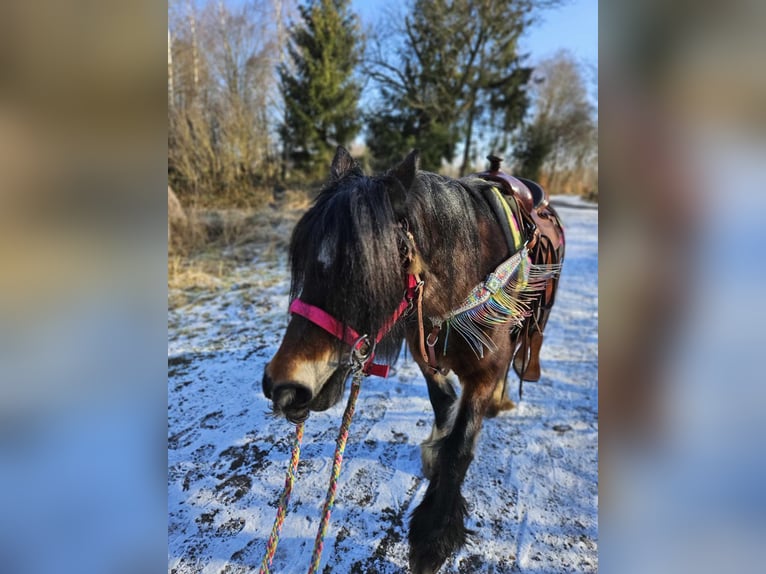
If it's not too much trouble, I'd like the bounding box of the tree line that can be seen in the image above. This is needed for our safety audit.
[168,0,596,204]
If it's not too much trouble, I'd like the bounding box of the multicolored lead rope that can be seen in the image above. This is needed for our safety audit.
[258,420,304,574]
[258,372,364,574]
[307,372,363,573]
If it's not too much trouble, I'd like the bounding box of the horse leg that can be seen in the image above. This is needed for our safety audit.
[487,359,515,418]
[421,370,458,480]
[409,370,498,574]
[520,305,553,382]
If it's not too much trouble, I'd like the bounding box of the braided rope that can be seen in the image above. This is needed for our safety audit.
[258,421,304,574]
[307,373,363,574]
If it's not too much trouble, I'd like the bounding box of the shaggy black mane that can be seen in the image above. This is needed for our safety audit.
[289,171,409,363]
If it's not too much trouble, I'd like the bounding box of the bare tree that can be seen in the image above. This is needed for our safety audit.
[168,0,283,203]
[514,50,597,195]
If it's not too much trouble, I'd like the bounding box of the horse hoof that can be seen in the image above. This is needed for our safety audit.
[409,489,469,574]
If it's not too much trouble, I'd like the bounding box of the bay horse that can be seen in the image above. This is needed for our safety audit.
[262,147,564,573]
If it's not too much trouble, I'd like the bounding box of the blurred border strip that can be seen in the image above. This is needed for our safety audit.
[0,2,167,574]
[600,1,766,572]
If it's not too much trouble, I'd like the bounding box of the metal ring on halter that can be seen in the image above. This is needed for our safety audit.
[402,280,424,317]
[403,297,416,317]
[348,334,374,372]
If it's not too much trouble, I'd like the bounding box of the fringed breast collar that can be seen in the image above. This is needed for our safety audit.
[429,185,561,359]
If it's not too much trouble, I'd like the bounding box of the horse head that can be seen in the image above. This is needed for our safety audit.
[262,147,419,423]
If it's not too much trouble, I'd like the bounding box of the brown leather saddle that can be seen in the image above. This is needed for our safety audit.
[472,156,566,393]
[476,155,547,212]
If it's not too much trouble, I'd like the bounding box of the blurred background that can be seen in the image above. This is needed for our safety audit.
[0,1,167,573]
[1,0,765,572]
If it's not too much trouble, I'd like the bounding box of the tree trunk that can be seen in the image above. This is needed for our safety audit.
[187,1,200,97]
[275,0,287,183]
[459,104,476,177]
[168,28,174,109]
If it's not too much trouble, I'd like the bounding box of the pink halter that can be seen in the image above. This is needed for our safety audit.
[288,274,420,377]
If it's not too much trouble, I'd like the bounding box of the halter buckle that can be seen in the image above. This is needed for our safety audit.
[349,334,374,373]
[401,279,423,318]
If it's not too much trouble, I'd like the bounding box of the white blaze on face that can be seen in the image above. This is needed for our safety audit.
[317,236,336,270]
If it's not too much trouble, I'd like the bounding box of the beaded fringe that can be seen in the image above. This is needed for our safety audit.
[434,247,561,358]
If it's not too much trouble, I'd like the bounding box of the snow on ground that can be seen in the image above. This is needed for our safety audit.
[168,197,598,573]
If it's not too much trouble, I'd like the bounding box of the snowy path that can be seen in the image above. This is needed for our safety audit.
[168,198,598,573]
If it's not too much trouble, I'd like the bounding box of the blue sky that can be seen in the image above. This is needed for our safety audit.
[521,0,597,67]
[352,0,597,70]
[219,0,598,71]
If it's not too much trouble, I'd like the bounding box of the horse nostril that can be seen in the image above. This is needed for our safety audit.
[262,368,273,399]
[272,383,312,413]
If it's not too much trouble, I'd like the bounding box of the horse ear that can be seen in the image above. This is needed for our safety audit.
[390,149,419,191]
[387,149,419,217]
[330,146,357,182]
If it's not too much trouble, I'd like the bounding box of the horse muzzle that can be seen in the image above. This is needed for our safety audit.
[262,364,349,423]
[261,366,309,423]
[273,382,313,424]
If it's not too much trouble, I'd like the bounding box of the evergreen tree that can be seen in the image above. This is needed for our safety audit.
[512,120,555,181]
[366,56,459,172]
[279,0,362,180]
[367,0,558,174]
[366,0,463,172]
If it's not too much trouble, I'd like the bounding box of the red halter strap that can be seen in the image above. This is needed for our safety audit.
[288,274,421,378]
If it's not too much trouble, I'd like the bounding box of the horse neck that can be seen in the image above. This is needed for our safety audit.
[408,175,510,319]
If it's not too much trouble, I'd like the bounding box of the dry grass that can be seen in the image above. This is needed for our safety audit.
[168,188,311,310]
[168,254,230,289]
[539,165,598,198]
[168,186,207,256]
[167,251,239,309]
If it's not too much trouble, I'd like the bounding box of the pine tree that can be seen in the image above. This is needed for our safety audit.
[279,0,362,180]
[367,0,557,174]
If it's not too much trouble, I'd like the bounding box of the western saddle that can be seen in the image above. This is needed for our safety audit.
[472,155,565,391]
